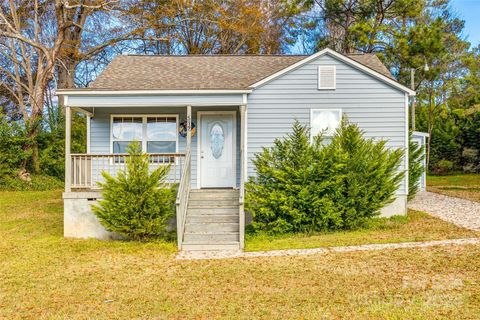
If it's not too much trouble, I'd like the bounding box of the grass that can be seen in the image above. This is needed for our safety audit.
[1,190,480,319]
[427,174,480,202]
[246,210,479,251]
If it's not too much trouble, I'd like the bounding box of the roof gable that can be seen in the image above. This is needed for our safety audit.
[250,49,415,96]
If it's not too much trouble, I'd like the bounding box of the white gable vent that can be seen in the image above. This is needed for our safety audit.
[318,65,336,90]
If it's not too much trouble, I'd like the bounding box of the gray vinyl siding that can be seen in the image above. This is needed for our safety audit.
[90,106,241,188]
[247,53,408,194]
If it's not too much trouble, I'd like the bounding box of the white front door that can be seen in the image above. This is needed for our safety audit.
[199,113,235,188]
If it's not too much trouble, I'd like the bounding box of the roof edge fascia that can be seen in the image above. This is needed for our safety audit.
[56,89,252,95]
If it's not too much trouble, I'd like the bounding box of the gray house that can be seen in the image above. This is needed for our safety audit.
[58,48,416,251]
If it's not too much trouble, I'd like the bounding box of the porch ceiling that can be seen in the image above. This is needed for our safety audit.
[64,92,246,108]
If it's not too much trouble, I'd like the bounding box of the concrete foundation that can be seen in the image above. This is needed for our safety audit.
[380,195,407,217]
[63,192,122,240]
[63,192,407,240]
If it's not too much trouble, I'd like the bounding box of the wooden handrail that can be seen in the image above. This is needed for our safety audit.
[175,150,191,250]
[175,151,191,205]
[238,104,246,249]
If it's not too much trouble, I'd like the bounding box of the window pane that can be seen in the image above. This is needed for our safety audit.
[147,141,176,153]
[112,117,142,140]
[210,122,224,159]
[147,117,176,140]
[311,110,341,136]
[113,141,133,154]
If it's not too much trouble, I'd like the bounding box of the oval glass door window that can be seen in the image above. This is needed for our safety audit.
[210,123,224,159]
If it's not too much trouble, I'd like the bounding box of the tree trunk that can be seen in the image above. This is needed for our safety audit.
[57,60,77,107]
[24,87,46,174]
[57,61,77,89]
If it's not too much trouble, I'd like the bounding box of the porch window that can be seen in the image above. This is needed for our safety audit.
[310,109,342,139]
[147,117,177,153]
[112,117,143,153]
[111,115,178,155]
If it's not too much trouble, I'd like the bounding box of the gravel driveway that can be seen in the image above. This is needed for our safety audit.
[409,191,480,231]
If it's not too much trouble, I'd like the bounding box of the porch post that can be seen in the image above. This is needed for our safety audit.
[65,105,72,192]
[186,105,192,152]
[239,105,247,181]
[239,104,247,249]
[86,114,91,153]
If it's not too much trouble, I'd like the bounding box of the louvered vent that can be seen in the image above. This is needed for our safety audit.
[318,66,336,89]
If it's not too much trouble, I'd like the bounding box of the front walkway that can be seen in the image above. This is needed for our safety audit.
[408,191,480,231]
[177,238,480,260]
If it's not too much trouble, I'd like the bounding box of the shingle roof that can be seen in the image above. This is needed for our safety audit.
[347,53,395,80]
[89,53,394,90]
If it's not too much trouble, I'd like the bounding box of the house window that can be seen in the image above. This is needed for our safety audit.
[146,117,177,153]
[318,66,336,90]
[310,109,342,139]
[111,115,178,154]
[112,117,143,153]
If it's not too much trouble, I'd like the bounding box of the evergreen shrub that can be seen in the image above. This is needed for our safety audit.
[246,120,404,234]
[432,159,454,175]
[92,142,175,241]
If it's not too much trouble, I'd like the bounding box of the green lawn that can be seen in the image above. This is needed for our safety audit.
[428,174,480,202]
[1,190,480,319]
[246,210,479,251]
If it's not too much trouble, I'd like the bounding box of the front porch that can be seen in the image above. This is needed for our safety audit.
[63,101,247,251]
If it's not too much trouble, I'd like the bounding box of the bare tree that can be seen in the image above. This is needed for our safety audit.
[0,0,117,173]
[129,0,308,55]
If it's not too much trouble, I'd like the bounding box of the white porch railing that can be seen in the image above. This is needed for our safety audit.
[70,153,186,189]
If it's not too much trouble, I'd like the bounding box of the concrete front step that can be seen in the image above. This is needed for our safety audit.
[186,214,238,223]
[184,232,239,242]
[181,242,241,251]
[185,222,239,233]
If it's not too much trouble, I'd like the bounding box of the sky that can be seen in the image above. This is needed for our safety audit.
[451,0,480,47]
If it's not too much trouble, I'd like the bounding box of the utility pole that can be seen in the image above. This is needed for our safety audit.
[411,68,415,131]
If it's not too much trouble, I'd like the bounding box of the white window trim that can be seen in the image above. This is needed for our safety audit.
[109,114,179,155]
[317,65,336,90]
[310,108,342,141]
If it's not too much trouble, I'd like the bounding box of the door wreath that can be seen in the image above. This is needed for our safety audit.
[179,120,196,138]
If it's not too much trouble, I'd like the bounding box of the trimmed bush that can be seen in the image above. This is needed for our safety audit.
[92,142,175,241]
[0,174,63,191]
[246,120,404,234]
[431,159,454,175]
